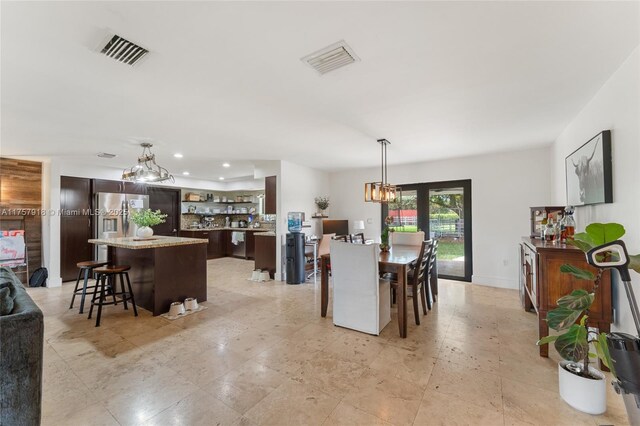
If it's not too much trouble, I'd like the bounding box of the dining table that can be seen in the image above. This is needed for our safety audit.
[320,244,420,338]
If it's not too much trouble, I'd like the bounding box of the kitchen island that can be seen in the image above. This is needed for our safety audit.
[88,236,208,316]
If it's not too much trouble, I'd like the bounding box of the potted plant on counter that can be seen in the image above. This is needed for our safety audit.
[314,196,330,217]
[537,222,640,415]
[129,209,167,239]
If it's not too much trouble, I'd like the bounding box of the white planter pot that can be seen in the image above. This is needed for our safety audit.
[558,361,606,415]
[136,226,154,239]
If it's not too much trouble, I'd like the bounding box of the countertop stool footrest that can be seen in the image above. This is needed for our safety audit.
[69,260,110,314]
[89,265,138,327]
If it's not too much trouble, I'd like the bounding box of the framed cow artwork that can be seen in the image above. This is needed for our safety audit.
[565,130,612,206]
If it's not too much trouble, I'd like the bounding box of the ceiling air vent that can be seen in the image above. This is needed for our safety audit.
[99,34,149,66]
[97,152,116,159]
[301,40,360,75]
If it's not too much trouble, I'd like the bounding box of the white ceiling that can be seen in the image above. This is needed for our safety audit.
[1,1,639,180]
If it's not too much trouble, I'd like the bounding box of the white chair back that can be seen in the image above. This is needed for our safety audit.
[317,233,335,257]
[330,241,390,335]
[391,231,425,246]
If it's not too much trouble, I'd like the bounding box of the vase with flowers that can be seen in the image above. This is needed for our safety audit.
[380,216,395,252]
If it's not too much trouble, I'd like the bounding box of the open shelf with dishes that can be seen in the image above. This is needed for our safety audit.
[181,212,251,216]
[181,200,257,204]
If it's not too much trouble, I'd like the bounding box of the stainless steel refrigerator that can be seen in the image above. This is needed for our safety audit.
[95,192,149,262]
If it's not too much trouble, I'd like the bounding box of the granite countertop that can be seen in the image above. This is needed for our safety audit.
[254,231,276,237]
[180,227,274,232]
[88,236,208,249]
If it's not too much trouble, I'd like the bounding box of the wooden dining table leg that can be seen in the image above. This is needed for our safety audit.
[321,255,329,317]
[398,264,407,338]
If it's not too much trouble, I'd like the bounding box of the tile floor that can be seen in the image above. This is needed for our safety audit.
[28,257,630,426]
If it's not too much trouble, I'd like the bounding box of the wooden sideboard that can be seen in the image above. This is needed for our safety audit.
[519,238,613,357]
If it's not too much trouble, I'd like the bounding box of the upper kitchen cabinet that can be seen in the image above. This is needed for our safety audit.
[92,179,147,195]
[264,175,277,214]
[61,176,91,212]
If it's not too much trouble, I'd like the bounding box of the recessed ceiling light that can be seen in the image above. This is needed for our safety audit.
[222,163,230,168]
[219,177,225,180]
[174,153,183,158]
[182,171,190,176]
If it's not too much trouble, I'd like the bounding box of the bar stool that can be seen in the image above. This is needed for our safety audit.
[69,260,109,314]
[89,265,138,327]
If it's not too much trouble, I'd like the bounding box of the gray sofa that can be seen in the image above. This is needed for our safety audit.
[0,267,43,426]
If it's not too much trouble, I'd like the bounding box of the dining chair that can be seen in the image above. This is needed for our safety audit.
[391,231,425,246]
[333,235,349,242]
[330,240,391,335]
[427,240,439,309]
[349,233,365,244]
[389,239,432,325]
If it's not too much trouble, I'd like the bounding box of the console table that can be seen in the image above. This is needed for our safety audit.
[519,238,612,358]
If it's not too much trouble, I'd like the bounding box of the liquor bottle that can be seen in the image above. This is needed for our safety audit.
[564,206,576,239]
[544,214,556,242]
[559,213,567,242]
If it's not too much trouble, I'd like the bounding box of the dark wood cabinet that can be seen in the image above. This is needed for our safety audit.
[520,238,612,358]
[265,175,277,214]
[245,231,256,260]
[60,176,93,281]
[148,186,180,236]
[179,230,227,259]
[255,234,276,278]
[93,179,147,194]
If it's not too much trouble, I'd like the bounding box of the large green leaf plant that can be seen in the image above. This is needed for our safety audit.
[537,223,640,379]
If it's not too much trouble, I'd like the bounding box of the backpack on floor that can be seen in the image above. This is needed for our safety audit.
[29,267,48,287]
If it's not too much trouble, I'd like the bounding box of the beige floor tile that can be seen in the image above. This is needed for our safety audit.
[42,401,118,426]
[322,401,390,425]
[427,358,503,413]
[368,344,437,390]
[438,337,500,374]
[244,379,340,426]
[104,369,199,425]
[342,368,424,426]
[253,339,324,377]
[203,360,287,414]
[291,351,369,398]
[501,377,595,425]
[144,389,243,426]
[413,390,505,426]
[222,328,283,358]
[320,332,387,366]
[166,343,249,387]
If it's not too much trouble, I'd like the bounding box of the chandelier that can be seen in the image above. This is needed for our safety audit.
[364,138,400,203]
[121,143,175,183]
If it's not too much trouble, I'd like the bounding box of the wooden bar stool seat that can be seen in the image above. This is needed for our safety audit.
[69,260,109,314]
[89,265,138,327]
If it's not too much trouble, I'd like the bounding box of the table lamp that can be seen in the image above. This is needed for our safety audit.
[354,220,365,232]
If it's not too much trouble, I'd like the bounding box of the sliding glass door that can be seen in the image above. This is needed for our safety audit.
[384,179,472,282]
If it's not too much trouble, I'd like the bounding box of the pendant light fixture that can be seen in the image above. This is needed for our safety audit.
[121,142,175,183]
[364,138,400,203]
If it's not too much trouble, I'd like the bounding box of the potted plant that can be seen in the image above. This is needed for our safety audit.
[129,209,167,239]
[537,222,640,415]
[314,196,330,217]
[380,216,395,252]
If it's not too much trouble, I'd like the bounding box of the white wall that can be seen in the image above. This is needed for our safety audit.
[329,146,552,289]
[278,161,330,280]
[551,47,640,333]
